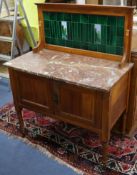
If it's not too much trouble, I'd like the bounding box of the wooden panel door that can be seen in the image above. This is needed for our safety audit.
[53,81,102,131]
[10,69,53,115]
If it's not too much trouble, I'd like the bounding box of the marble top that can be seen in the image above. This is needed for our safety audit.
[5,49,133,92]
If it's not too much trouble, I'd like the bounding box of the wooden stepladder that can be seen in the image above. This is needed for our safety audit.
[0,0,36,61]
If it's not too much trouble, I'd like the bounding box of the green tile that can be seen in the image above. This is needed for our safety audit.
[80,23,88,42]
[117,27,124,37]
[67,22,72,40]
[98,15,108,25]
[57,13,64,21]
[106,46,116,54]
[60,39,66,46]
[72,41,80,48]
[101,25,107,45]
[50,21,56,38]
[55,22,59,39]
[45,37,51,43]
[44,21,50,29]
[107,16,117,26]
[56,38,62,45]
[44,11,125,56]
[54,39,60,45]
[71,14,80,22]
[107,26,117,46]
[50,13,57,21]
[88,24,94,43]
[45,29,51,38]
[49,22,53,38]
[51,38,57,45]
[49,38,55,44]
[88,44,98,51]
[72,22,76,40]
[56,22,61,39]
[43,12,50,20]
[80,14,89,23]
[107,26,111,45]
[97,45,106,52]
[116,37,124,46]
[111,26,117,46]
[72,22,80,41]
[53,22,57,38]
[116,47,123,55]
[80,43,88,50]
[89,15,98,24]
[66,40,72,47]
[117,16,125,27]
[64,13,71,21]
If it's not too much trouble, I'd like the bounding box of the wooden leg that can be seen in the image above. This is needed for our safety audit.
[101,92,111,165]
[102,141,109,164]
[15,106,25,137]
[121,111,127,136]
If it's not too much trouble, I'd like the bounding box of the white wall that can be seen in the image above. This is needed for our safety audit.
[6,0,14,7]
[86,0,98,4]
[103,0,127,5]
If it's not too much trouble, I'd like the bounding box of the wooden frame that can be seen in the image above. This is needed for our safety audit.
[34,3,134,67]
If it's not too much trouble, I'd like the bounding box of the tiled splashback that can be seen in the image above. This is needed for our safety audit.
[43,12,125,55]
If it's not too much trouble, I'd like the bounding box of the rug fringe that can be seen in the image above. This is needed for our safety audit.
[0,129,84,175]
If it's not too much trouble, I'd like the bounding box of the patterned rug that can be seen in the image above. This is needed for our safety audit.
[0,103,137,175]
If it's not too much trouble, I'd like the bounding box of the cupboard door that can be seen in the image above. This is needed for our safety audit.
[54,82,102,130]
[12,70,53,114]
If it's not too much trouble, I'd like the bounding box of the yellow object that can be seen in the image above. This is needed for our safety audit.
[19,0,45,48]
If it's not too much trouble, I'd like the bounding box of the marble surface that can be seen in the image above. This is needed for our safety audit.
[5,49,133,92]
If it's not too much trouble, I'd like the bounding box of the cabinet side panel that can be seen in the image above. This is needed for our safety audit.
[110,73,128,128]
[126,54,137,133]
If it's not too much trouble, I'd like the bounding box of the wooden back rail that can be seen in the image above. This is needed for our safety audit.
[34,3,134,67]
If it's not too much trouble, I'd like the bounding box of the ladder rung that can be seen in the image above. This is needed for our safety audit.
[9,7,15,11]
[0,16,24,22]
[0,54,11,61]
[7,7,20,15]
[0,36,13,42]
